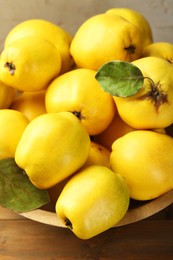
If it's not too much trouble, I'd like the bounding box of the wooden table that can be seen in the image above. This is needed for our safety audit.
[0,205,173,260]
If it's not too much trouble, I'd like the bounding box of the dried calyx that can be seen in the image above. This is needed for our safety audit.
[4,62,16,75]
[72,111,84,120]
[138,77,167,112]
[124,44,136,54]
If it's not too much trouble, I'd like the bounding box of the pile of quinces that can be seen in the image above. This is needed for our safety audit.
[0,7,173,240]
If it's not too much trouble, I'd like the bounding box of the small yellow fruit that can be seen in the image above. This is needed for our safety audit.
[70,13,142,70]
[110,130,173,200]
[45,68,116,135]
[49,141,111,205]
[113,57,173,129]
[106,8,153,47]
[0,109,29,159]
[0,36,61,92]
[142,42,173,64]
[15,112,90,189]
[56,165,130,239]
[83,141,110,168]
[93,112,135,151]
[4,19,74,74]
[11,90,46,121]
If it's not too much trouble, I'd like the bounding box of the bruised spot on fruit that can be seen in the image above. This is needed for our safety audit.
[4,62,16,75]
[72,111,84,120]
[124,44,136,54]
[138,81,168,113]
[64,217,73,229]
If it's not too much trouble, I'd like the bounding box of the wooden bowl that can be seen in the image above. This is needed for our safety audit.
[20,189,173,228]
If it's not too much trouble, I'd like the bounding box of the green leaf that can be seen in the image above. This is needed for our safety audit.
[0,158,50,213]
[95,60,144,97]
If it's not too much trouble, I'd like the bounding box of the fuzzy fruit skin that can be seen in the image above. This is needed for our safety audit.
[70,13,142,70]
[49,142,110,205]
[110,130,173,201]
[45,68,116,135]
[11,90,46,121]
[93,112,135,151]
[56,165,130,240]
[15,112,90,189]
[106,8,153,47]
[4,19,74,74]
[0,36,61,92]
[113,57,173,129]
[82,141,110,168]
[142,42,173,64]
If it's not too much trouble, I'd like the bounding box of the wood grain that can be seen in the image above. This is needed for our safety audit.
[0,219,173,260]
[0,205,173,260]
[0,206,23,220]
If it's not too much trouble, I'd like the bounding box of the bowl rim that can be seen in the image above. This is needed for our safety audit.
[20,189,173,228]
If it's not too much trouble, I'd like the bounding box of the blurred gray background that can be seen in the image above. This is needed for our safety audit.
[0,0,172,51]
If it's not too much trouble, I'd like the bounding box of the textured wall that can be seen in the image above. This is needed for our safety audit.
[0,0,172,51]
